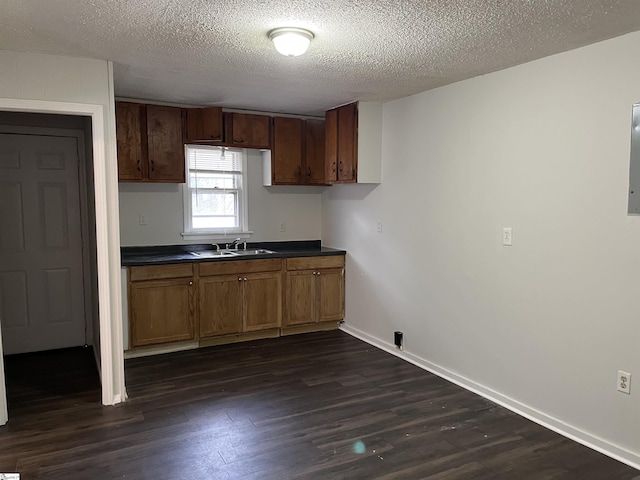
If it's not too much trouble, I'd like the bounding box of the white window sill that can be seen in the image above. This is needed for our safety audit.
[181,231,253,242]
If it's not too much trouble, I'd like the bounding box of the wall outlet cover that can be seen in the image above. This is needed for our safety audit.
[618,370,631,394]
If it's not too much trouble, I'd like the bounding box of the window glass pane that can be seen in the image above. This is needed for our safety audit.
[192,191,237,217]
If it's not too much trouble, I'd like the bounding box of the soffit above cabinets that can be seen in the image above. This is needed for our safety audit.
[1,1,640,116]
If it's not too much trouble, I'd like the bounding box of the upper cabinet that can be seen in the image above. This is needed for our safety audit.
[229,113,271,149]
[116,102,185,183]
[272,116,303,184]
[146,105,185,182]
[115,102,144,181]
[265,117,326,186]
[304,119,327,185]
[116,99,381,185]
[185,107,223,144]
[325,101,382,184]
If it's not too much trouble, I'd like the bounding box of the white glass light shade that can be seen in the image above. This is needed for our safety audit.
[269,27,314,57]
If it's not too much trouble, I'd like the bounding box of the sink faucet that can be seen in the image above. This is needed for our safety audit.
[232,238,247,250]
[211,243,220,252]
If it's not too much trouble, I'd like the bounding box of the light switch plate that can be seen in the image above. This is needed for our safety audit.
[502,227,512,246]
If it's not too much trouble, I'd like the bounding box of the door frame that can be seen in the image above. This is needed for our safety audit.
[0,97,125,420]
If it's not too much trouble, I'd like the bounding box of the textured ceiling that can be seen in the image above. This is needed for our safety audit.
[1,1,640,116]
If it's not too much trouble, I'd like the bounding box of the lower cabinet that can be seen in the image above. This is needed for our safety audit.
[198,259,283,338]
[285,256,345,327]
[126,255,344,352]
[129,264,196,347]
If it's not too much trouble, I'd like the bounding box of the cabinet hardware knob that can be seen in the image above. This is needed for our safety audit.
[244,277,247,281]
[238,277,242,281]
[137,159,141,172]
[150,159,155,171]
[189,281,193,285]
[307,166,311,176]
[339,161,343,171]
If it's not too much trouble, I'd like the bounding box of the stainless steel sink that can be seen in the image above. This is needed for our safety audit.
[190,249,239,258]
[234,249,276,255]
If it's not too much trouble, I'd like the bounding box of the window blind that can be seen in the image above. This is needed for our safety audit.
[187,147,243,173]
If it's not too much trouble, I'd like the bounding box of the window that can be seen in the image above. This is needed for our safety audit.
[183,145,249,237]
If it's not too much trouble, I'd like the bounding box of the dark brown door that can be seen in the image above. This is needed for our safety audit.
[146,105,185,182]
[304,119,326,185]
[115,102,145,181]
[337,103,357,183]
[185,107,223,143]
[231,113,271,149]
[325,108,338,183]
[273,117,303,184]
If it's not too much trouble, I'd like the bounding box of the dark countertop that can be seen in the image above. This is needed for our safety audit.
[121,240,346,267]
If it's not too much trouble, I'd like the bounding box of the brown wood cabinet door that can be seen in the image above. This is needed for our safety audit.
[230,113,271,149]
[317,268,345,323]
[337,103,357,183]
[243,272,282,331]
[325,108,338,183]
[115,102,145,181]
[285,270,316,326]
[304,119,326,185]
[272,117,303,184]
[199,274,243,337]
[185,107,223,143]
[146,105,185,182]
[129,278,195,347]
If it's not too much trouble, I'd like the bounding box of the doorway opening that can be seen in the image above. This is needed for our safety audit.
[0,112,102,413]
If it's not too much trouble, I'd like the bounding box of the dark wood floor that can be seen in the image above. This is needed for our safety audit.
[0,331,638,479]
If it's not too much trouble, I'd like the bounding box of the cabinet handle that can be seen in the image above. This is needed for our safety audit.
[298,165,301,178]
[352,168,355,179]
[332,161,336,173]
[307,166,311,177]
[235,139,245,144]
[150,159,155,171]
[137,159,141,172]
[339,161,343,172]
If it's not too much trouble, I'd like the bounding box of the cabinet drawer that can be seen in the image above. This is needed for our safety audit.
[130,263,194,281]
[286,255,344,271]
[198,258,283,276]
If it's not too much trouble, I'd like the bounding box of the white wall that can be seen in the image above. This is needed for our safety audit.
[322,31,640,466]
[0,50,124,405]
[119,149,323,245]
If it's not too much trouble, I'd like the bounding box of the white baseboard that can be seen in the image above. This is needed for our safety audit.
[340,324,640,471]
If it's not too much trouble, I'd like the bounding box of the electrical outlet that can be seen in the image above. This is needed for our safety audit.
[618,370,631,394]
[280,222,286,232]
[502,227,512,246]
[139,214,147,226]
[377,220,382,233]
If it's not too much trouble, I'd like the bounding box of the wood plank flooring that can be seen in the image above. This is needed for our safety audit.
[0,331,638,479]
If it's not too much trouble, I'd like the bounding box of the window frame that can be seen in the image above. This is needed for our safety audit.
[181,145,251,240]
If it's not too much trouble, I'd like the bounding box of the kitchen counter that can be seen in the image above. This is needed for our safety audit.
[121,240,345,266]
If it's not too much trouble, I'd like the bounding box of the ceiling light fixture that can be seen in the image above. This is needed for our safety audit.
[268,27,314,57]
